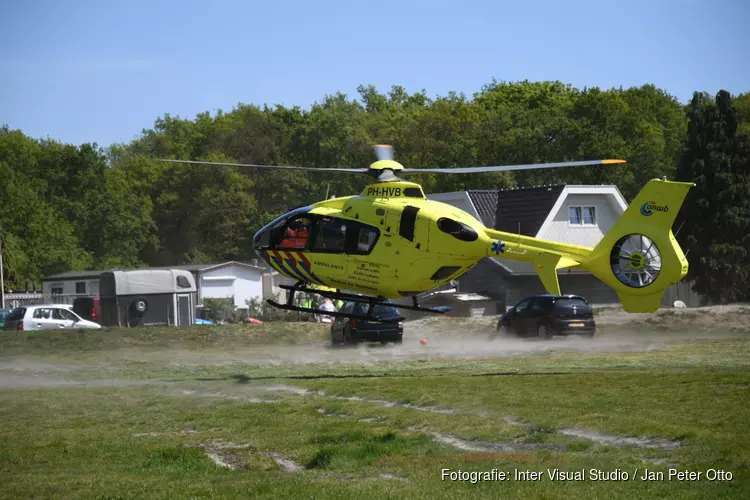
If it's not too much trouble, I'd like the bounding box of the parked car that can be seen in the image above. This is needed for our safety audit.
[0,308,10,329]
[331,301,403,345]
[72,297,102,324]
[495,294,596,339]
[2,305,102,331]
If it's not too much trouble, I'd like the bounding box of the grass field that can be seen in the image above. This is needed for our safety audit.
[1,305,749,499]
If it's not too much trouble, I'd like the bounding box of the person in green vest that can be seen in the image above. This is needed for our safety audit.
[335,299,344,310]
[300,294,311,320]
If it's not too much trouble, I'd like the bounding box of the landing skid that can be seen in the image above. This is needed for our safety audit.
[266,282,452,324]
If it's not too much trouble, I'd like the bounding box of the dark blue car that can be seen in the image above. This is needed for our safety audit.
[331,301,403,345]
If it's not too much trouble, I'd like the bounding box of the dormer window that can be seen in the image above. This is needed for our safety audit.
[569,206,596,226]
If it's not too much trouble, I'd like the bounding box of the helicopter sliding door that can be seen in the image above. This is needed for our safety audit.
[388,205,430,251]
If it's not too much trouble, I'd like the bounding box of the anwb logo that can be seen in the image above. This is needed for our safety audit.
[640,201,669,216]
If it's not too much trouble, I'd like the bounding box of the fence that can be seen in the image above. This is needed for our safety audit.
[2,293,95,309]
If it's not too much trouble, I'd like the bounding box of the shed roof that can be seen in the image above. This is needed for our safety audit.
[42,260,268,281]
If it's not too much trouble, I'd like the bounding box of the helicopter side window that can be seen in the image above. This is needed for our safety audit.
[339,220,380,255]
[312,217,347,253]
[355,225,379,254]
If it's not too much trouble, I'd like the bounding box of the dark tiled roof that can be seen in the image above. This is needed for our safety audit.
[494,185,565,236]
[466,190,499,227]
[467,185,565,235]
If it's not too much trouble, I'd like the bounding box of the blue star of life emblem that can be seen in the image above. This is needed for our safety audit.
[492,240,506,254]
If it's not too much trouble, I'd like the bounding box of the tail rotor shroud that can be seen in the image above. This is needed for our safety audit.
[610,234,663,288]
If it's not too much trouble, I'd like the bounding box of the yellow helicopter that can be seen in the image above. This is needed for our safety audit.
[163,145,694,323]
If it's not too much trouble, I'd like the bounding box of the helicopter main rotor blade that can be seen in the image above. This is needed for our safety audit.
[158,159,367,174]
[399,159,626,175]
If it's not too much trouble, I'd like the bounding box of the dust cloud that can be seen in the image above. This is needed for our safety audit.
[161,315,746,368]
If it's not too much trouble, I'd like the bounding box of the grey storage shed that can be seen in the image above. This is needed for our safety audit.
[99,269,197,327]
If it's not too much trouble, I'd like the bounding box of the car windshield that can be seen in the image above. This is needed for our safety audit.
[554,298,591,312]
[0,309,9,320]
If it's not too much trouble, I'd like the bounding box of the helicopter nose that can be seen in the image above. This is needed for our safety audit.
[252,226,274,267]
[253,226,269,249]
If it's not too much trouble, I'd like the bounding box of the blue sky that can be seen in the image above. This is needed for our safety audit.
[1,0,748,147]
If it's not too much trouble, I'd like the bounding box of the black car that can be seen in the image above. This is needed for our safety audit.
[331,301,403,345]
[496,294,596,339]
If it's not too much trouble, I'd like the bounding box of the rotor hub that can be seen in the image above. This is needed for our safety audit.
[369,160,404,172]
[628,251,647,271]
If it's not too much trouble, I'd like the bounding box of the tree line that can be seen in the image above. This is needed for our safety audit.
[1,80,748,302]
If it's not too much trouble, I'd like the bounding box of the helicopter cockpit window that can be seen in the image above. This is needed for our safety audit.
[278,216,314,250]
[254,206,313,250]
[313,217,347,253]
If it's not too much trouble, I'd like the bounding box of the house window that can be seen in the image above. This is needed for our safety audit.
[569,206,596,226]
[51,287,63,295]
[76,282,86,294]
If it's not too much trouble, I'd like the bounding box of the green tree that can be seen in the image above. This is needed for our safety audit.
[675,90,750,303]
[0,160,91,287]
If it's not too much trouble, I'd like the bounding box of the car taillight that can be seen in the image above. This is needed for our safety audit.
[16,321,23,331]
[349,319,355,328]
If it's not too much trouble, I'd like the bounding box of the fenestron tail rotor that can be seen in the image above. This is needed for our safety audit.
[610,234,663,288]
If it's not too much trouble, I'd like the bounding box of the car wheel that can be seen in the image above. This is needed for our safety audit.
[537,324,551,339]
[344,327,358,345]
[393,337,403,345]
[492,321,510,339]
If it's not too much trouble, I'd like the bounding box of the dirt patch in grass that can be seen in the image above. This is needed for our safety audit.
[182,439,306,473]
[558,428,681,451]
[378,452,556,465]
